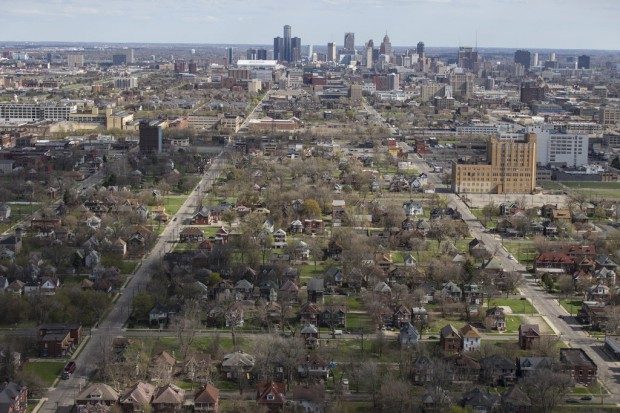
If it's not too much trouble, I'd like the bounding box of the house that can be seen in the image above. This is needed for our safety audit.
[297,353,330,380]
[518,324,540,350]
[440,281,462,301]
[119,382,155,413]
[291,384,326,413]
[272,229,287,248]
[560,348,597,385]
[37,323,82,357]
[577,301,609,329]
[392,305,411,327]
[421,386,451,413]
[256,381,286,412]
[319,305,346,329]
[221,351,255,381]
[516,356,553,378]
[460,324,481,352]
[585,283,611,303]
[85,215,102,230]
[0,204,11,221]
[468,238,490,259]
[324,267,343,286]
[84,250,100,269]
[399,322,420,347]
[0,277,8,292]
[479,355,516,386]
[193,384,219,413]
[234,279,254,300]
[75,383,119,407]
[534,252,574,274]
[411,355,434,385]
[411,307,429,326]
[0,382,27,413]
[331,200,346,226]
[307,278,325,303]
[604,336,620,360]
[289,220,303,234]
[303,219,324,235]
[149,303,174,325]
[402,200,423,217]
[445,353,480,383]
[0,235,21,254]
[151,351,176,379]
[501,386,531,413]
[484,307,506,331]
[151,384,185,413]
[460,388,500,413]
[279,280,299,303]
[300,324,320,348]
[551,209,571,223]
[225,302,244,327]
[299,302,321,325]
[439,324,462,353]
[6,281,24,295]
[179,227,204,243]
[373,281,392,295]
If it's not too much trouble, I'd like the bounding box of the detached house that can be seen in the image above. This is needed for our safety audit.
[518,324,540,350]
[179,227,204,243]
[484,307,506,331]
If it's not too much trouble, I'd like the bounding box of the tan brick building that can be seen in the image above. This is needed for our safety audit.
[452,133,537,194]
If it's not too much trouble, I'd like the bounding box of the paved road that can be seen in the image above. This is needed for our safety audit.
[38,156,227,413]
[367,102,620,404]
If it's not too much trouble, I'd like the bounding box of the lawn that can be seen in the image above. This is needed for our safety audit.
[23,361,65,386]
[505,315,522,333]
[298,263,327,284]
[346,313,374,332]
[427,316,466,333]
[503,240,537,264]
[562,181,620,200]
[560,299,583,316]
[486,297,537,315]
[163,195,187,215]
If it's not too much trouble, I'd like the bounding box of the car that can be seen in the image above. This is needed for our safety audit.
[62,361,76,379]
[565,399,579,404]
[580,395,592,401]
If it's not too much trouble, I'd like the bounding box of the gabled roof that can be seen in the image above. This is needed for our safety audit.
[440,324,460,338]
[257,381,286,405]
[152,384,184,405]
[153,351,176,367]
[76,383,120,402]
[501,386,531,407]
[519,324,540,336]
[120,382,155,406]
[459,324,481,338]
[194,384,219,404]
[222,351,255,368]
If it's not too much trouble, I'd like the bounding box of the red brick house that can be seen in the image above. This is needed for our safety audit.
[37,324,82,357]
[560,348,597,385]
[518,324,540,350]
[0,382,27,413]
[256,381,285,412]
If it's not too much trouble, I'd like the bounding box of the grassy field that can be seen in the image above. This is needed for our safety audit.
[298,263,327,284]
[23,361,65,386]
[505,315,522,333]
[487,297,537,315]
[503,240,538,264]
[0,203,39,233]
[163,195,187,215]
[562,181,620,200]
[560,299,583,316]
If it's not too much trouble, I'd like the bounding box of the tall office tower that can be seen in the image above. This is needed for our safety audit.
[578,54,591,69]
[449,72,474,99]
[344,32,355,52]
[327,42,337,62]
[520,80,546,104]
[291,37,302,62]
[457,47,479,71]
[365,40,374,69]
[174,60,187,73]
[532,52,539,67]
[549,52,556,61]
[257,48,268,60]
[126,48,134,64]
[284,25,292,62]
[379,33,392,57]
[452,134,537,194]
[273,37,284,61]
[246,49,257,60]
[67,54,84,69]
[188,61,197,74]
[112,54,127,65]
[46,52,53,63]
[388,73,400,90]
[226,47,234,66]
[307,45,313,59]
[139,121,163,154]
[416,41,425,57]
[514,50,531,69]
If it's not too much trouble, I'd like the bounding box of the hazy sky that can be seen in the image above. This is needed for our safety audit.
[1,0,618,50]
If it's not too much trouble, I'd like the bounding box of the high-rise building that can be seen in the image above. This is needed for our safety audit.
[246,48,257,60]
[532,52,539,67]
[520,81,546,104]
[67,54,84,69]
[449,72,474,99]
[257,48,268,60]
[349,84,362,102]
[599,105,620,127]
[114,77,138,90]
[527,124,588,167]
[273,37,284,61]
[514,50,531,69]
[112,54,127,65]
[291,37,302,62]
[284,25,292,62]
[188,61,198,74]
[578,55,591,69]
[226,47,234,66]
[388,73,400,90]
[416,41,425,56]
[365,40,374,69]
[125,48,134,64]
[174,60,187,73]
[327,42,337,62]
[344,32,355,52]
[457,47,479,71]
[139,121,164,154]
[452,134,537,194]
[549,52,556,61]
[379,34,392,57]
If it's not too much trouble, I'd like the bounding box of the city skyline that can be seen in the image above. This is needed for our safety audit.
[1,0,619,50]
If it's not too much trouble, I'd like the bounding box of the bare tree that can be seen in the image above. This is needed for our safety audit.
[172,300,202,361]
[522,368,573,413]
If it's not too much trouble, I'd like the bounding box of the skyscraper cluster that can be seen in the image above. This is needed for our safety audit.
[274,25,301,63]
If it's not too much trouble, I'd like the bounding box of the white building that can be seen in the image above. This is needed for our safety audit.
[0,103,76,121]
[114,77,138,90]
[527,124,588,167]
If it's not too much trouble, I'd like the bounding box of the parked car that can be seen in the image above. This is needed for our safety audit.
[62,361,76,379]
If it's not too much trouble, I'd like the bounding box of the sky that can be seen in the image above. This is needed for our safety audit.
[1,0,619,50]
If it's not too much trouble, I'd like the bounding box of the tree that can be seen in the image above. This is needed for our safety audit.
[301,198,322,219]
[171,300,202,360]
[501,271,523,297]
[523,368,573,413]
[132,292,156,323]
[377,376,413,412]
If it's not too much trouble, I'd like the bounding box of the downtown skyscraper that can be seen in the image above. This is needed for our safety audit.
[274,24,301,63]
